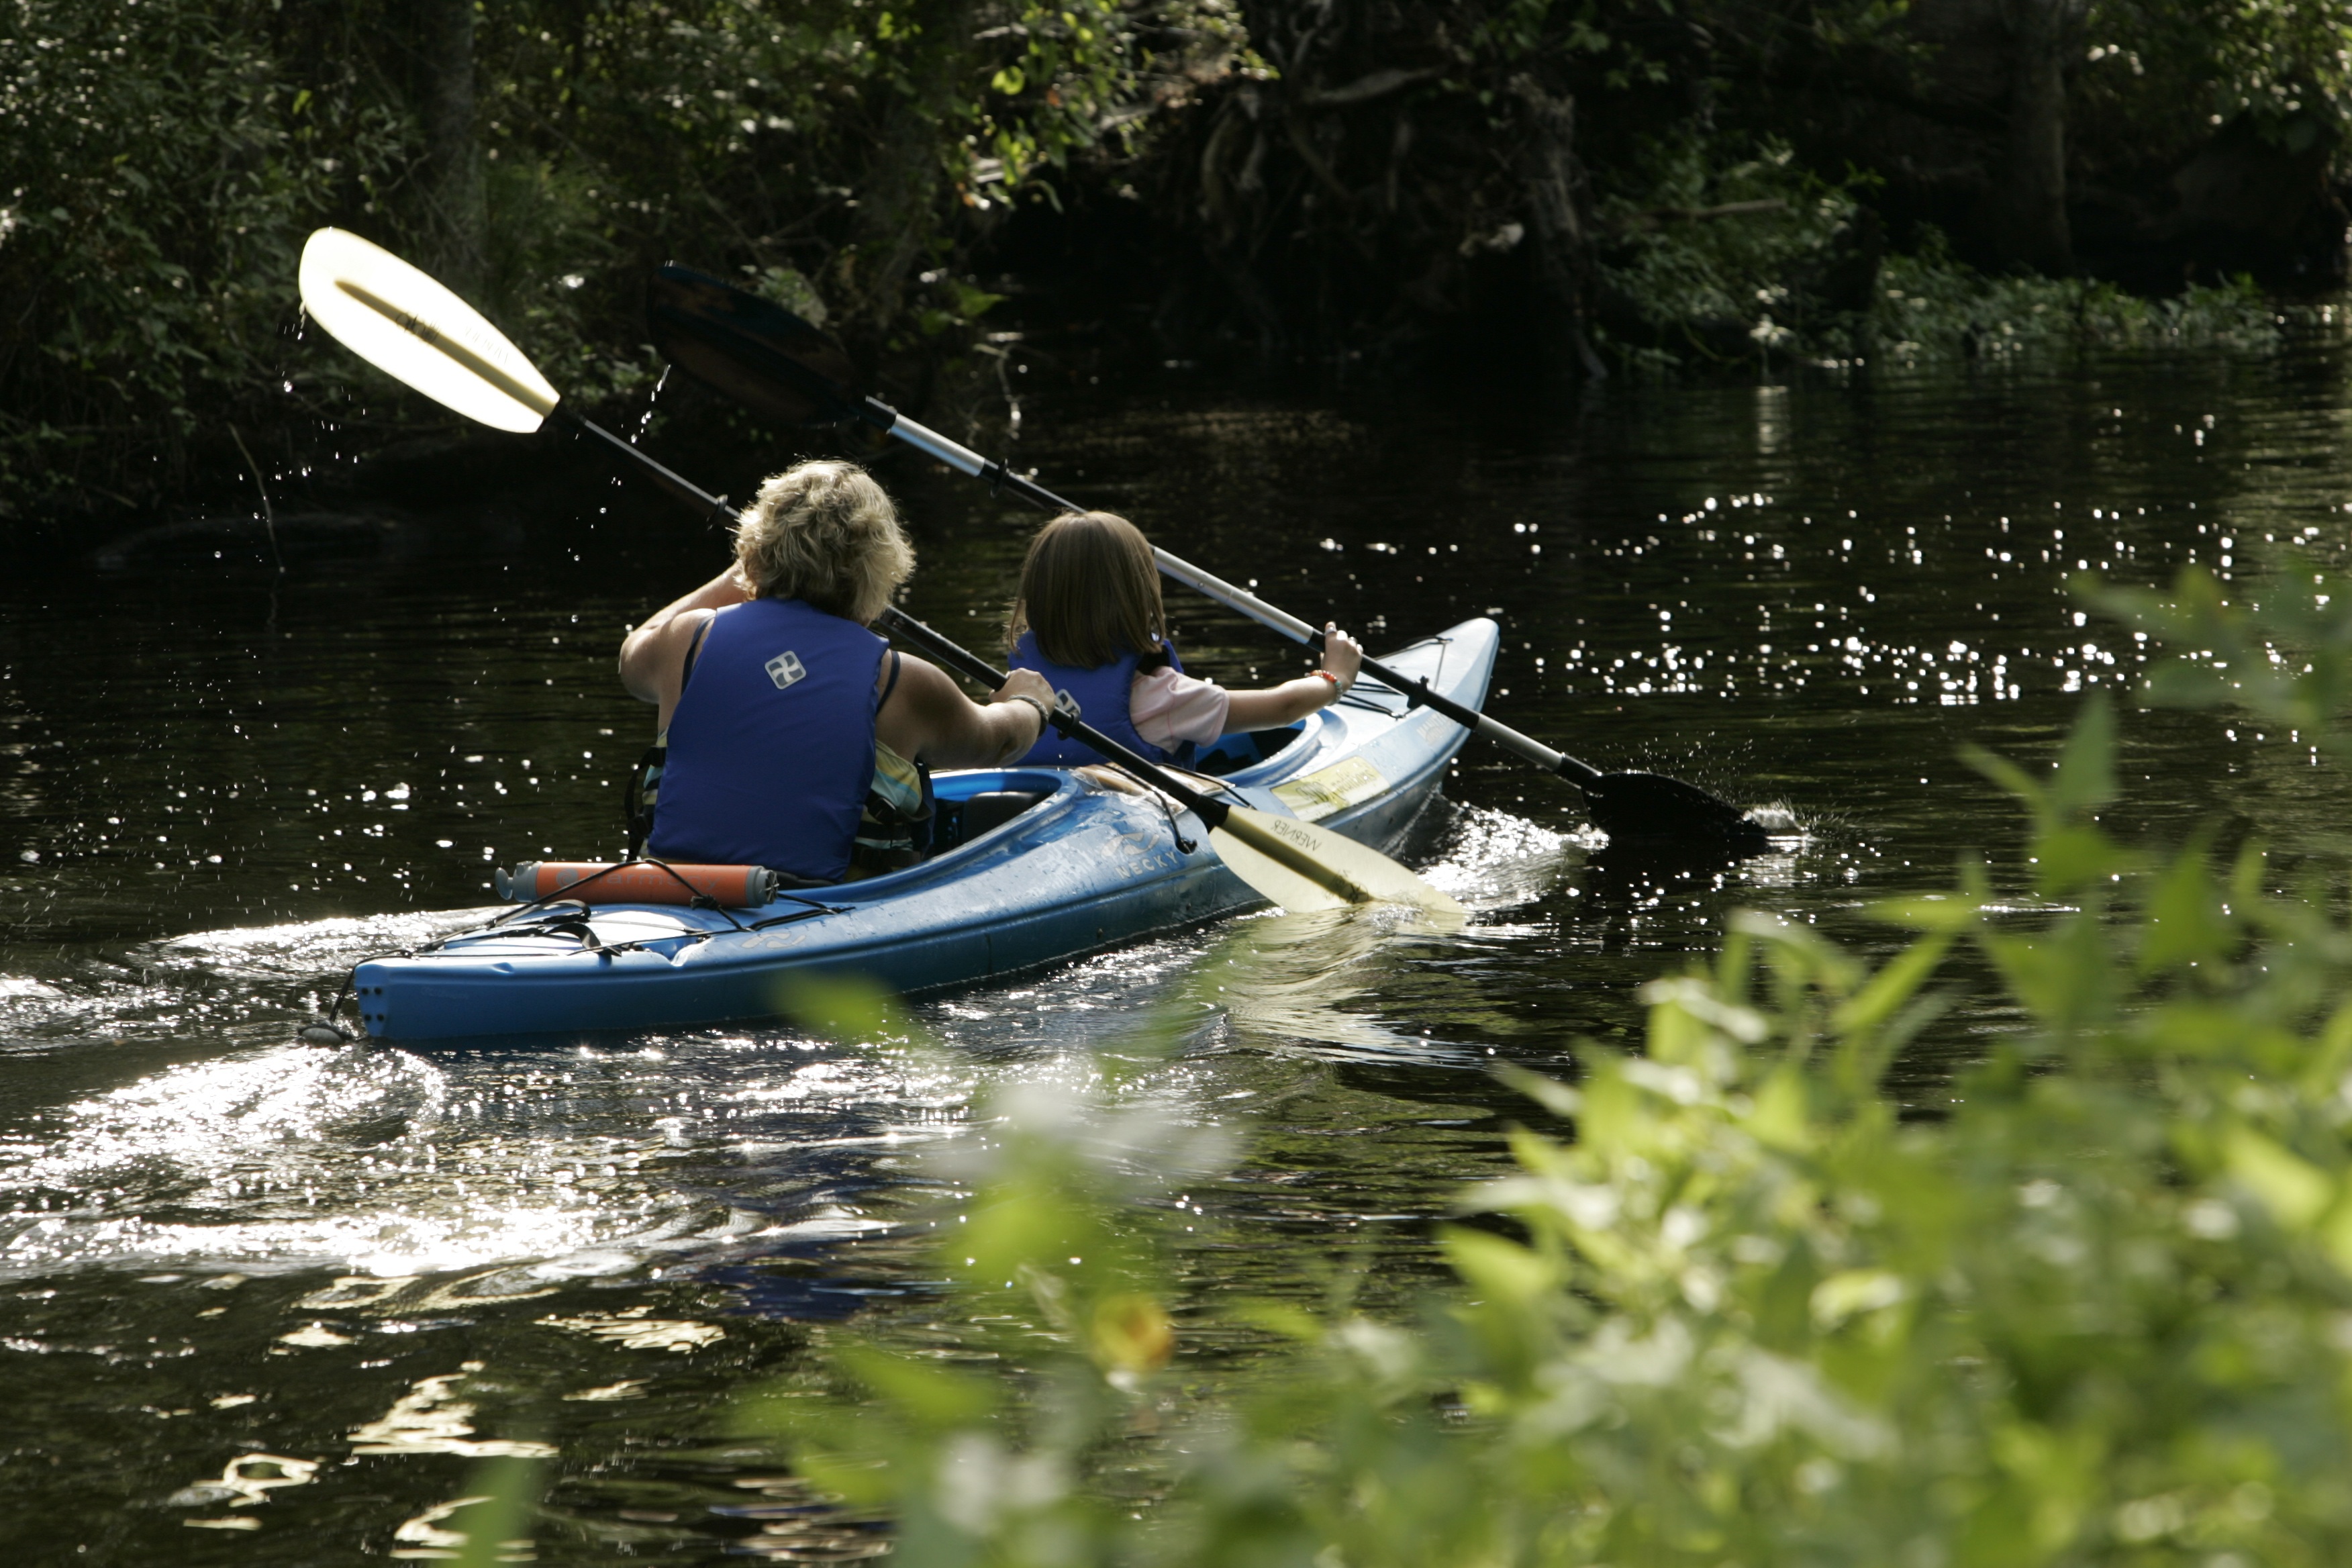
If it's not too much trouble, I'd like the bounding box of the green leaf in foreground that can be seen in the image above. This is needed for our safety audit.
[731,569,2352,1564]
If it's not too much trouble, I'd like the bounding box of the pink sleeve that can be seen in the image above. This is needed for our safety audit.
[1129,666,1230,750]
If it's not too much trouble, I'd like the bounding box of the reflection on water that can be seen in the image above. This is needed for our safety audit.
[1184,906,1484,1062]
[7,348,2352,1557]
[347,1370,562,1458]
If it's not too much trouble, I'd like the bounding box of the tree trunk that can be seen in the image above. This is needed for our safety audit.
[1510,75,1607,380]
[846,90,946,332]
[839,0,974,340]
[1986,0,2077,274]
[408,0,485,297]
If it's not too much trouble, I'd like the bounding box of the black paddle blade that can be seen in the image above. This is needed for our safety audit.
[1581,770,1771,854]
[646,264,859,428]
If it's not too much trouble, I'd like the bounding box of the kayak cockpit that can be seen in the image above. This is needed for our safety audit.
[430,724,1324,965]
[927,768,1072,854]
[463,721,1327,945]
[1193,720,1309,777]
[928,717,1309,844]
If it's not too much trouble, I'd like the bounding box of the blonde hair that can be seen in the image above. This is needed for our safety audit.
[732,460,914,623]
[1008,511,1168,669]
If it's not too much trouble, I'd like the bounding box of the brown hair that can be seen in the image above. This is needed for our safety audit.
[1008,511,1168,669]
[732,460,914,623]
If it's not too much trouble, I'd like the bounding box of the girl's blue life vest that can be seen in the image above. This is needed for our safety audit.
[647,597,886,883]
[1007,630,1199,769]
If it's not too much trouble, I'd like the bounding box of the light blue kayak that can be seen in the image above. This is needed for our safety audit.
[353,618,1497,1041]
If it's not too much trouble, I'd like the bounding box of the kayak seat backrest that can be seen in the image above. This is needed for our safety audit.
[960,789,1050,841]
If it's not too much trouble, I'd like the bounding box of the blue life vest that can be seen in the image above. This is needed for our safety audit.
[648,597,885,883]
[1008,630,1199,769]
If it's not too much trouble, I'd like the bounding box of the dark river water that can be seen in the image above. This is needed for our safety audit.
[5,344,2348,1560]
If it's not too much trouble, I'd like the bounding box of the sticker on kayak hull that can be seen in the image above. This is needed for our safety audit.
[1273,756,1388,822]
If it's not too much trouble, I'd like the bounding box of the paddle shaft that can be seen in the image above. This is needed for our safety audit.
[860,405,1608,790]
[872,607,1231,828]
[466,363,1233,824]
[554,404,738,526]
[334,268,726,520]
[877,607,1407,905]
[538,385,1422,907]
[542,398,1238,837]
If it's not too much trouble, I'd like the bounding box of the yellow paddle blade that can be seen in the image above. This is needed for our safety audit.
[1210,806,1465,920]
[297,228,559,434]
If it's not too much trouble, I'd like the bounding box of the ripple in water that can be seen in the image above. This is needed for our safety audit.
[0,1041,697,1279]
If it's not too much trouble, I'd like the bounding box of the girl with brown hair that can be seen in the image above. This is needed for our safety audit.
[1006,511,1363,768]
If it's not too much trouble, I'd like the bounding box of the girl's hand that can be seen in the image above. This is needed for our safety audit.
[1320,624,1363,693]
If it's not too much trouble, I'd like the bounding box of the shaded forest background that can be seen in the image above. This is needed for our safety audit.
[5,0,2352,516]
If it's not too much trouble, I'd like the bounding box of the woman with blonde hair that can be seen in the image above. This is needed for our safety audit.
[620,460,1054,882]
[1006,511,1362,768]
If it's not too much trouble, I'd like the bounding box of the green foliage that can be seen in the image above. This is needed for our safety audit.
[14,0,2352,498]
[1565,2,2352,377]
[734,1015,1228,1567]
[1870,236,2290,366]
[450,1455,541,1568]
[2084,0,2352,150]
[748,562,2352,1563]
[0,0,1253,508]
[2101,560,2352,764]
[387,0,1249,380]
[0,0,411,505]
[1589,128,2298,375]
[971,0,1256,192]
[1591,134,1880,371]
[1465,0,1912,81]
[1467,0,1673,85]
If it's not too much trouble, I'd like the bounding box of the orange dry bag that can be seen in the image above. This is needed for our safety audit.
[493,861,779,908]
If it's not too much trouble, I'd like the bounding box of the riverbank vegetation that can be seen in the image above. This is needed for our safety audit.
[713,556,2352,1565]
[7,1,2352,509]
[0,0,1250,511]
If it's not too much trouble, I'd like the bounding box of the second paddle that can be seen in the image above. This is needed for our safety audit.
[644,263,1772,855]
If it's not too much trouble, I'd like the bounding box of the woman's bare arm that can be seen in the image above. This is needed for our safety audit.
[877,657,1055,767]
[618,567,753,726]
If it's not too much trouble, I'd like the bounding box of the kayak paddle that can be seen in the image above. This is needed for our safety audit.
[644,264,1773,855]
[298,228,736,524]
[875,606,1463,918]
[293,227,1461,918]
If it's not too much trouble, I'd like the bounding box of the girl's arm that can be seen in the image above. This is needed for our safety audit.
[1222,624,1364,728]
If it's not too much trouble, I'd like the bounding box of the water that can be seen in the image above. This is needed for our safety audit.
[6,348,2350,1559]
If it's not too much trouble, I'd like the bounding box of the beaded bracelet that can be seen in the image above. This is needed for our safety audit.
[1007,693,1052,734]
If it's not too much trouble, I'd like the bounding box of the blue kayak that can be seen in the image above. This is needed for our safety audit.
[354,617,1498,1041]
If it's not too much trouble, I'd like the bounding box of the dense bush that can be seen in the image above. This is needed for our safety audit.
[10,0,2352,509]
[0,0,1250,511]
[0,0,410,505]
[1587,135,2300,375]
[1868,244,2290,364]
[724,553,2352,1566]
